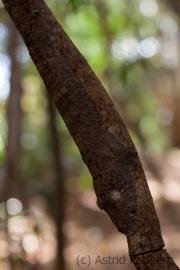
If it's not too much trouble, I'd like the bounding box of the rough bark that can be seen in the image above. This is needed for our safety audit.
[2,0,179,269]
[131,249,179,270]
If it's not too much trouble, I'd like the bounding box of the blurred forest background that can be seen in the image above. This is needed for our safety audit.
[0,0,180,269]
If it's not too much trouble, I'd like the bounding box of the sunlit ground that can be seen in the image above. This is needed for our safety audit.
[1,149,180,270]
[0,0,180,269]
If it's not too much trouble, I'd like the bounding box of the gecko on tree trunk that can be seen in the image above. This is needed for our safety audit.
[2,0,179,269]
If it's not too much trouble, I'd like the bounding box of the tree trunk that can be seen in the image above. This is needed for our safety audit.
[46,92,65,270]
[0,14,24,270]
[0,15,23,203]
[2,0,179,269]
[164,0,180,16]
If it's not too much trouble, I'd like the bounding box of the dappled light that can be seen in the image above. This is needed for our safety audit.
[0,54,10,101]
[167,149,180,169]
[6,198,23,216]
[112,38,139,62]
[0,22,8,40]
[86,227,103,244]
[22,234,39,253]
[0,239,9,258]
[8,216,27,235]
[156,106,174,126]
[161,42,179,68]
[1,0,180,269]
[159,16,178,34]
[140,116,158,135]
[138,37,159,58]
[139,0,158,17]
[20,133,38,150]
[16,45,30,66]
[163,178,180,202]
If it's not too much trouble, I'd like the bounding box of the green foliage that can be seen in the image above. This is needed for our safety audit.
[0,0,179,195]
[78,173,93,190]
[0,2,180,267]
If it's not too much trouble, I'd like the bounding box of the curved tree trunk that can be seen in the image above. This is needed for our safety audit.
[2,0,179,269]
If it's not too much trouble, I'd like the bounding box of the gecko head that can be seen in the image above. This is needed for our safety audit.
[110,190,121,201]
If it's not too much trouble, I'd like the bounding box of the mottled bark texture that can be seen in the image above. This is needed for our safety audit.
[131,249,179,270]
[2,0,179,269]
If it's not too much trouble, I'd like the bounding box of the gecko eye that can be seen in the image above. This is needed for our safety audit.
[110,190,121,201]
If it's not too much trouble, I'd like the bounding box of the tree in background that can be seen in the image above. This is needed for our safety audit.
[0,0,180,270]
[1,0,180,269]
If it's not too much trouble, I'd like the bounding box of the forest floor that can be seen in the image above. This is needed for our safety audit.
[1,150,180,270]
[63,149,180,270]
